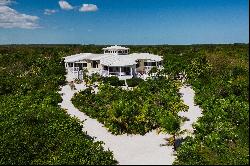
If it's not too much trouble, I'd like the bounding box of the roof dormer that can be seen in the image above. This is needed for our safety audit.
[102,45,130,55]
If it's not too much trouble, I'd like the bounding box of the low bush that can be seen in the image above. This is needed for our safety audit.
[74,78,82,84]
[90,73,103,83]
[126,77,144,87]
[103,76,125,86]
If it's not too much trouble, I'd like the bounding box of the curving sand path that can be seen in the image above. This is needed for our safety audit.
[178,86,203,137]
[58,76,202,165]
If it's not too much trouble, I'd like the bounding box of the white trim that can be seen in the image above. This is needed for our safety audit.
[64,46,163,80]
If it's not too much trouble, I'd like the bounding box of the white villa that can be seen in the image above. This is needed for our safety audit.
[64,45,163,80]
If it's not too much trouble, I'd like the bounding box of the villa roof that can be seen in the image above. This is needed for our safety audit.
[64,53,90,62]
[129,53,163,61]
[101,55,136,66]
[64,52,162,66]
[102,45,129,50]
[64,53,107,62]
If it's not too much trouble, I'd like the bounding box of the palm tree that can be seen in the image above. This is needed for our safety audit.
[158,113,187,151]
[82,69,91,87]
[163,128,187,151]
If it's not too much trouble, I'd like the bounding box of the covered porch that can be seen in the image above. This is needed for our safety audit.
[65,61,89,80]
[65,61,88,72]
[143,60,162,70]
[101,65,135,79]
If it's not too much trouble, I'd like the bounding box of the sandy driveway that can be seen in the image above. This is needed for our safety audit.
[58,78,202,165]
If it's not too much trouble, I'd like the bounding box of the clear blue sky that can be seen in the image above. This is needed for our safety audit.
[0,0,249,45]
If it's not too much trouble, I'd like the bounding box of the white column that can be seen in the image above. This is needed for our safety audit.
[65,63,68,72]
[72,62,75,77]
[77,68,79,79]
[119,67,122,76]
[130,67,133,76]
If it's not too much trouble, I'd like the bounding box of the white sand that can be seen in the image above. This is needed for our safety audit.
[178,85,203,137]
[58,75,202,165]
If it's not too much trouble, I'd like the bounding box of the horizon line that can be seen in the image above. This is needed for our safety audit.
[0,42,249,46]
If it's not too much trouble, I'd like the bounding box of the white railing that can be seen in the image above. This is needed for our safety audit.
[78,70,83,80]
[100,70,132,77]
[101,70,109,76]
[144,66,153,70]
[74,67,79,71]
[87,69,102,76]
[73,71,79,78]
[68,67,79,73]
[68,67,73,73]
[109,72,120,76]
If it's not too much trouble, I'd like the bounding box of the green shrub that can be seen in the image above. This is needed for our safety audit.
[119,80,126,86]
[126,77,144,87]
[90,73,103,83]
[74,78,82,84]
[103,76,125,86]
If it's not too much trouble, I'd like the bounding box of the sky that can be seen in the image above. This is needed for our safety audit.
[0,0,249,45]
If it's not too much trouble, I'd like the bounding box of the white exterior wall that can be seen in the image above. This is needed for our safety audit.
[65,46,163,80]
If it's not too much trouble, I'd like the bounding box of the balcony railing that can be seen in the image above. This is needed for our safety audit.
[101,70,131,77]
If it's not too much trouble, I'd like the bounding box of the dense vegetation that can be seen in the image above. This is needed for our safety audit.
[72,76,188,135]
[0,44,248,165]
[129,44,249,164]
[172,45,249,165]
[126,77,144,87]
[102,76,126,86]
[0,46,117,165]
